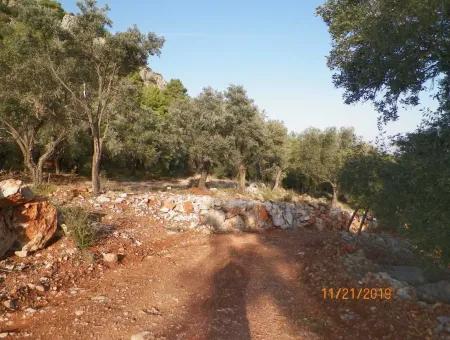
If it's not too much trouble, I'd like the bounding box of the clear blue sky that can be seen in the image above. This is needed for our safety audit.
[60,0,430,142]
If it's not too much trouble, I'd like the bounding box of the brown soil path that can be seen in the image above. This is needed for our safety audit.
[5,229,443,340]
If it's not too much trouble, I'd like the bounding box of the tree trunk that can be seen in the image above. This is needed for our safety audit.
[357,208,369,235]
[22,150,38,184]
[330,183,338,208]
[347,207,359,231]
[34,165,43,185]
[272,166,283,190]
[1,118,64,186]
[35,136,64,186]
[22,143,45,186]
[238,163,246,192]
[22,141,57,186]
[91,136,102,195]
[55,157,61,175]
[197,159,211,189]
[198,168,208,189]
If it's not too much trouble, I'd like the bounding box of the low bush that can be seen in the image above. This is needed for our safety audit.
[59,206,96,249]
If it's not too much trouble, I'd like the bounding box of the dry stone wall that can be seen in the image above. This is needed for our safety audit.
[151,193,352,233]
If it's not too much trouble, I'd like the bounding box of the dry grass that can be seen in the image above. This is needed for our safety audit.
[31,183,57,197]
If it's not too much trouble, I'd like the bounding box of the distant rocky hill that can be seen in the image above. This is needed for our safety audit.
[139,67,167,89]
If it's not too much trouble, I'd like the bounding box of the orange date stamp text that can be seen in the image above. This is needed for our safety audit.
[322,287,393,300]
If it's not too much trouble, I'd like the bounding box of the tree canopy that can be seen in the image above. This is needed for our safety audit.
[47,0,164,193]
[0,0,69,184]
[288,127,359,206]
[317,0,450,122]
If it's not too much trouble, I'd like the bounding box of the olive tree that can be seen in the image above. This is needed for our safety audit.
[48,0,164,194]
[223,85,265,191]
[290,127,358,207]
[261,120,289,190]
[317,0,450,122]
[170,88,230,188]
[0,0,68,185]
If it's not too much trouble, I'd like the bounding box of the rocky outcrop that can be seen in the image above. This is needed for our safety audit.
[341,231,450,304]
[61,14,77,32]
[0,180,57,258]
[0,179,34,207]
[416,281,450,304]
[12,200,58,252]
[139,67,167,89]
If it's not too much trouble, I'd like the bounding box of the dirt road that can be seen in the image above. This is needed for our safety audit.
[5,226,443,340]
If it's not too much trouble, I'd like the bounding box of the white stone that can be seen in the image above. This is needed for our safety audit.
[102,253,118,263]
[130,331,154,340]
[15,250,28,258]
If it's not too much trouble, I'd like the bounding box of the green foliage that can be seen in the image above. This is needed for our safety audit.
[167,85,279,184]
[339,145,391,209]
[317,0,450,121]
[105,78,189,177]
[141,86,168,116]
[141,79,187,116]
[387,114,450,263]
[260,120,289,184]
[171,87,228,175]
[319,0,450,263]
[164,79,188,102]
[223,85,266,170]
[288,127,360,200]
[60,206,95,249]
[0,138,21,170]
[0,0,70,183]
[338,114,450,263]
[46,0,164,193]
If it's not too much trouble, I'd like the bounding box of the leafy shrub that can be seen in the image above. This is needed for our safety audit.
[59,206,95,249]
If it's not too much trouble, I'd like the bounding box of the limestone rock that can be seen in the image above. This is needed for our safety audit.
[12,200,58,252]
[14,250,28,258]
[130,331,155,340]
[161,198,176,211]
[103,253,118,263]
[3,299,18,310]
[202,210,226,231]
[0,179,34,207]
[139,67,166,89]
[242,204,272,231]
[174,201,194,214]
[396,286,416,300]
[223,215,245,231]
[416,281,450,304]
[61,14,77,31]
[383,266,426,286]
[96,195,111,204]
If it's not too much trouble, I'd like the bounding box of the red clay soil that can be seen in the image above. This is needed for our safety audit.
[2,228,446,340]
